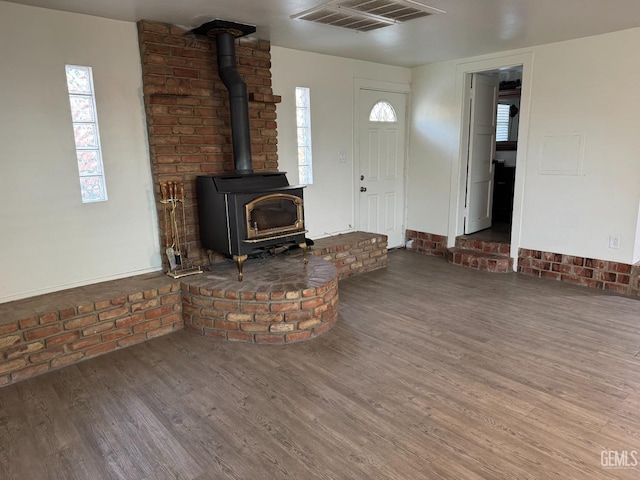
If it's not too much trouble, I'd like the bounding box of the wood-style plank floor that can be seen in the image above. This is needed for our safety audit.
[1,250,639,479]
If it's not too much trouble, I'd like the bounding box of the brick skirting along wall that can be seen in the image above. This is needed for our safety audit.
[518,248,640,296]
[405,229,639,297]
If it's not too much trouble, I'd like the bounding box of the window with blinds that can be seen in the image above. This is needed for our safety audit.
[496,103,510,142]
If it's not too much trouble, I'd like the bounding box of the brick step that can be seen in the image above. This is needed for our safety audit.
[455,237,511,255]
[446,247,513,273]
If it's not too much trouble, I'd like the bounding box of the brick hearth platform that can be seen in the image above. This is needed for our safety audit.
[183,256,338,343]
[0,232,385,387]
[310,232,388,278]
[0,274,182,387]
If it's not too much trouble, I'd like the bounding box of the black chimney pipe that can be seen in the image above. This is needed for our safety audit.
[190,20,256,175]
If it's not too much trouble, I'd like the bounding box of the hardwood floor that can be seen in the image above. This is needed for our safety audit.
[1,250,639,479]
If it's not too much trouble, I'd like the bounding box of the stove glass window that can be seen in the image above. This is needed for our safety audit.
[246,194,304,239]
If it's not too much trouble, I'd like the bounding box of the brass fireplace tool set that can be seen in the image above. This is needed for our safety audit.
[160,181,202,278]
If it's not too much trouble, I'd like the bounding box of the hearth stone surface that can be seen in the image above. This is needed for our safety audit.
[187,254,334,291]
[182,255,339,344]
[0,272,174,325]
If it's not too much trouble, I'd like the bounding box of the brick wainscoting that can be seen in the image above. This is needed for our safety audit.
[405,230,447,257]
[310,232,388,278]
[518,249,640,296]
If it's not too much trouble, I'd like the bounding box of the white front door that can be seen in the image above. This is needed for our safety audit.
[357,89,407,248]
[465,73,499,234]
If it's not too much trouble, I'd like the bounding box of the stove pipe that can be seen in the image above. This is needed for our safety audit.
[190,20,257,175]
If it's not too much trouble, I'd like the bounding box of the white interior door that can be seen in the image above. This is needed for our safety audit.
[465,73,499,234]
[357,90,407,248]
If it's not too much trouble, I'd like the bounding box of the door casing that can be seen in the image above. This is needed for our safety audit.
[448,53,534,268]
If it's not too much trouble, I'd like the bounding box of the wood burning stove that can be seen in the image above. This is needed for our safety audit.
[197,173,307,280]
[191,19,308,281]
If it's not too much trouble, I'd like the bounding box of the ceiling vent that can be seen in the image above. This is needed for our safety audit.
[291,0,445,32]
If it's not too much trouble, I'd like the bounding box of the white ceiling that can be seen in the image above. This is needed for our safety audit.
[6,0,640,67]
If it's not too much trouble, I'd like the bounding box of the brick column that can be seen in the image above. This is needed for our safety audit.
[137,20,281,268]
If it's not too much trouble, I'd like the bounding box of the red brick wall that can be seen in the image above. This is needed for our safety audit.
[311,232,388,278]
[137,20,281,268]
[405,230,448,256]
[404,230,640,296]
[0,282,182,387]
[183,268,338,344]
[518,249,638,295]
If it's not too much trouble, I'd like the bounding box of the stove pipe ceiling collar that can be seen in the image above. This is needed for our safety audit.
[190,20,257,175]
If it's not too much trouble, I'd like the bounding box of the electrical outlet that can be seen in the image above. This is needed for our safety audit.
[609,235,621,249]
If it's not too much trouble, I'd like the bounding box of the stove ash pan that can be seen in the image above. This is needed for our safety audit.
[196,173,308,279]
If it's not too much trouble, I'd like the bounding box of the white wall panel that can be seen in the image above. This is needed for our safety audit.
[0,2,161,302]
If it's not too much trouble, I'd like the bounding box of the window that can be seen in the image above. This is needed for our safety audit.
[295,87,313,185]
[65,65,107,203]
[496,103,510,142]
[369,101,397,122]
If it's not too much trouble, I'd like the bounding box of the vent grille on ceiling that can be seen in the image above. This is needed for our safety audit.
[298,8,387,32]
[291,0,445,32]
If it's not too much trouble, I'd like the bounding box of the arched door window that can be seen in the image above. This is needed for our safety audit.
[369,101,397,122]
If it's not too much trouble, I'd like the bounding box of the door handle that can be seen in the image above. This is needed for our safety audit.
[360,187,367,192]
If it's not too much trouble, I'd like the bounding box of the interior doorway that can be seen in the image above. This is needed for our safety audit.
[447,52,533,266]
[462,66,523,246]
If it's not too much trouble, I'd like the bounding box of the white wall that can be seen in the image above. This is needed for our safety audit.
[271,47,410,240]
[0,2,161,302]
[407,60,458,236]
[409,28,640,263]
